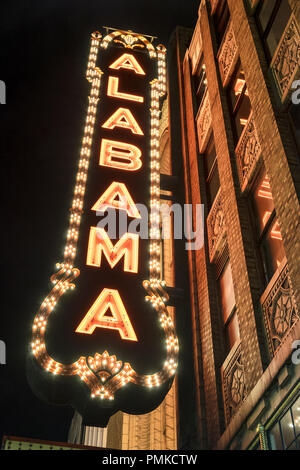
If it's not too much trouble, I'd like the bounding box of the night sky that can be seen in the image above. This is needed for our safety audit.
[0,1,199,444]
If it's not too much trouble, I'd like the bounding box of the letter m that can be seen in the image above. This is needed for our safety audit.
[87,227,139,273]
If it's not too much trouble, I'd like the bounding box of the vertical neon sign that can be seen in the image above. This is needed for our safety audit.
[28,30,178,425]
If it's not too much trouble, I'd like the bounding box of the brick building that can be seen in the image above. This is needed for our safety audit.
[168,0,300,450]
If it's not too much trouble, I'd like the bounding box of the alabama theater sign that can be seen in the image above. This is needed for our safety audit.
[27,29,179,425]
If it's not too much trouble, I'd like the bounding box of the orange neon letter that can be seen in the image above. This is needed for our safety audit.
[92,182,141,218]
[87,228,139,273]
[100,139,142,172]
[109,53,146,75]
[107,76,144,103]
[76,288,138,341]
[102,107,144,135]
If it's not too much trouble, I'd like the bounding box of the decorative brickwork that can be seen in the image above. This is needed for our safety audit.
[218,21,239,86]
[235,112,262,191]
[221,342,247,425]
[261,260,299,358]
[172,0,300,450]
[271,14,300,101]
[207,189,226,262]
[196,90,212,153]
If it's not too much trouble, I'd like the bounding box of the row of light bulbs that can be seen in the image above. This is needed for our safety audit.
[31,33,103,378]
[64,34,102,268]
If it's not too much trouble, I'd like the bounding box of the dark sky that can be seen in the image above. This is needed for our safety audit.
[0,0,199,444]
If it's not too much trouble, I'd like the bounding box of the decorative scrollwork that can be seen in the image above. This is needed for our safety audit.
[207,189,226,262]
[222,342,247,424]
[196,90,212,153]
[114,33,145,49]
[261,261,299,357]
[101,30,157,58]
[235,112,262,191]
[271,14,300,101]
[218,21,238,86]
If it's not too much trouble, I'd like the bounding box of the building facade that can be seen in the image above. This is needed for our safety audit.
[168,0,300,450]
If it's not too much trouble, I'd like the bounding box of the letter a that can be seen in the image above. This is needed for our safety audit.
[102,108,143,135]
[92,182,141,218]
[76,288,138,341]
[100,139,142,171]
[109,53,145,75]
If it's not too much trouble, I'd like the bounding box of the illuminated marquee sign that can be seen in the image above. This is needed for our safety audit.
[27,29,178,425]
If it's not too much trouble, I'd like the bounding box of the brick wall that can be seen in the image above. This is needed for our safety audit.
[227,0,300,346]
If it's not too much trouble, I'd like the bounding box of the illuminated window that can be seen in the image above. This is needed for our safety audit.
[203,135,220,210]
[256,0,292,62]
[251,169,286,284]
[193,55,207,110]
[218,257,239,356]
[268,395,300,450]
[212,0,230,48]
[228,61,251,143]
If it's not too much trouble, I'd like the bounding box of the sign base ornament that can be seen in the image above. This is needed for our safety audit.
[28,30,179,425]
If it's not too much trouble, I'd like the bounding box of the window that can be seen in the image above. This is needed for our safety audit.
[203,135,220,210]
[213,0,230,48]
[251,169,285,284]
[193,56,207,110]
[256,0,292,62]
[218,259,240,356]
[268,395,300,450]
[228,61,252,144]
